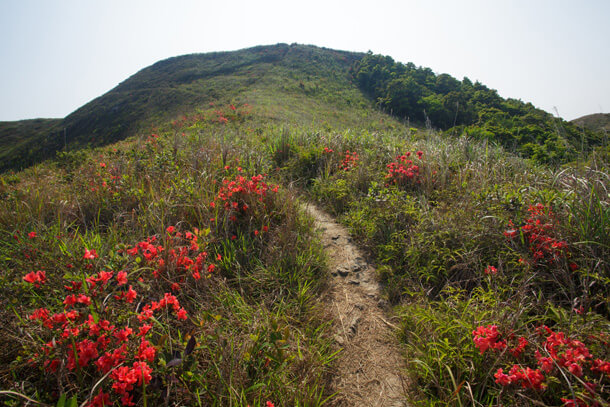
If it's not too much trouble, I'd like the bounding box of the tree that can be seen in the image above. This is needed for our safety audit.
[385,77,426,121]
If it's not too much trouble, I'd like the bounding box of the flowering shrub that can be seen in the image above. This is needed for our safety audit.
[339,150,359,171]
[210,103,251,124]
[212,173,278,232]
[472,324,506,354]
[385,151,423,189]
[1,113,338,406]
[86,160,124,195]
[23,228,216,406]
[169,103,251,129]
[23,270,46,287]
[504,203,571,268]
[472,323,609,405]
[125,226,218,282]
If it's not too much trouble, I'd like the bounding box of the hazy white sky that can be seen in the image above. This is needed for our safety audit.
[1,0,608,121]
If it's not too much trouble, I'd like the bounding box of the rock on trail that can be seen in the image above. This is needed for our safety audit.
[304,203,409,407]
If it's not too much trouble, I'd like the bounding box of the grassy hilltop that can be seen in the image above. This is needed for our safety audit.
[0,44,384,172]
[0,44,608,406]
[1,43,606,173]
[572,113,610,134]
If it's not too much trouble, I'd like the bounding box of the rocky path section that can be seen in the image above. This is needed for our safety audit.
[304,203,408,407]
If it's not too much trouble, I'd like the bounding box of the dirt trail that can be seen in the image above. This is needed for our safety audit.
[304,203,409,406]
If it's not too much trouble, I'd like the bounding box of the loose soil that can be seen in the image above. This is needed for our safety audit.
[304,203,409,406]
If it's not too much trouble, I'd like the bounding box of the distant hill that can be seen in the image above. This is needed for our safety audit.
[0,44,604,172]
[571,113,610,134]
[0,118,62,167]
[0,44,368,172]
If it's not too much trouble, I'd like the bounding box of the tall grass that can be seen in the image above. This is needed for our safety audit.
[279,124,610,405]
[0,119,336,406]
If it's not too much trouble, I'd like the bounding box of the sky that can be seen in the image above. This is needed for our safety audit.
[0,0,608,122]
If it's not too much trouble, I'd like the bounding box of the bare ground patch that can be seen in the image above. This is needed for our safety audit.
[304,203,409,406]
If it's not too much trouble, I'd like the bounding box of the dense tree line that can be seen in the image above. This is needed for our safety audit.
[352,52,602,164]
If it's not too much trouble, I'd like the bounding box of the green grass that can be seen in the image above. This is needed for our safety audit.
[293,132,610,405]
[0,44,394,173]
[267,122,609,405]
[572,112,610,134]
[0,119,339,406]
[1,44,609,407]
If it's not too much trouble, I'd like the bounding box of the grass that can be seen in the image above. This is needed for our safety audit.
[0,114,340,406]
[0,44,609,407]
[275,125,610,405]
[0,44,393,174]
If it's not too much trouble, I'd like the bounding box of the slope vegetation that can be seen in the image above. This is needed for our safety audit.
[2,44,605,173]
[572,112,610,134]
[1,44,609,406]
[0,44,381,172]
[352,53,603,164]
[0,119,62,169]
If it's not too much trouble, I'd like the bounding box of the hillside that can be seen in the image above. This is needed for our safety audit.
[572,112,610,134]
[0,44,384,172]
[352,53,603,164]
[0,44,609,406]
[1,44,605,173]
[0,118,62,167]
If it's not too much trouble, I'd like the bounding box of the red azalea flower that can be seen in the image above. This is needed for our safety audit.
[137,339,156,362]
[24,270,46,287]
[510,336,528,357]
[114,327,134,342]
[176,308,188,320]
[472,324,506,354]
[124,286,137,303]
[63,294,77,307]
[503,229,518,238]
[484,265,497,275]
[29,308,50,321]
[76,339,98,367]
[77,294,92,306]
[88,390,111,407]
[138,324,152,337]
[97,270,113,285]
[494,368,512,386]
[592,359,610,375]
[83,248,98,260]
[116,271,128,285]
[132,361,153,385]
